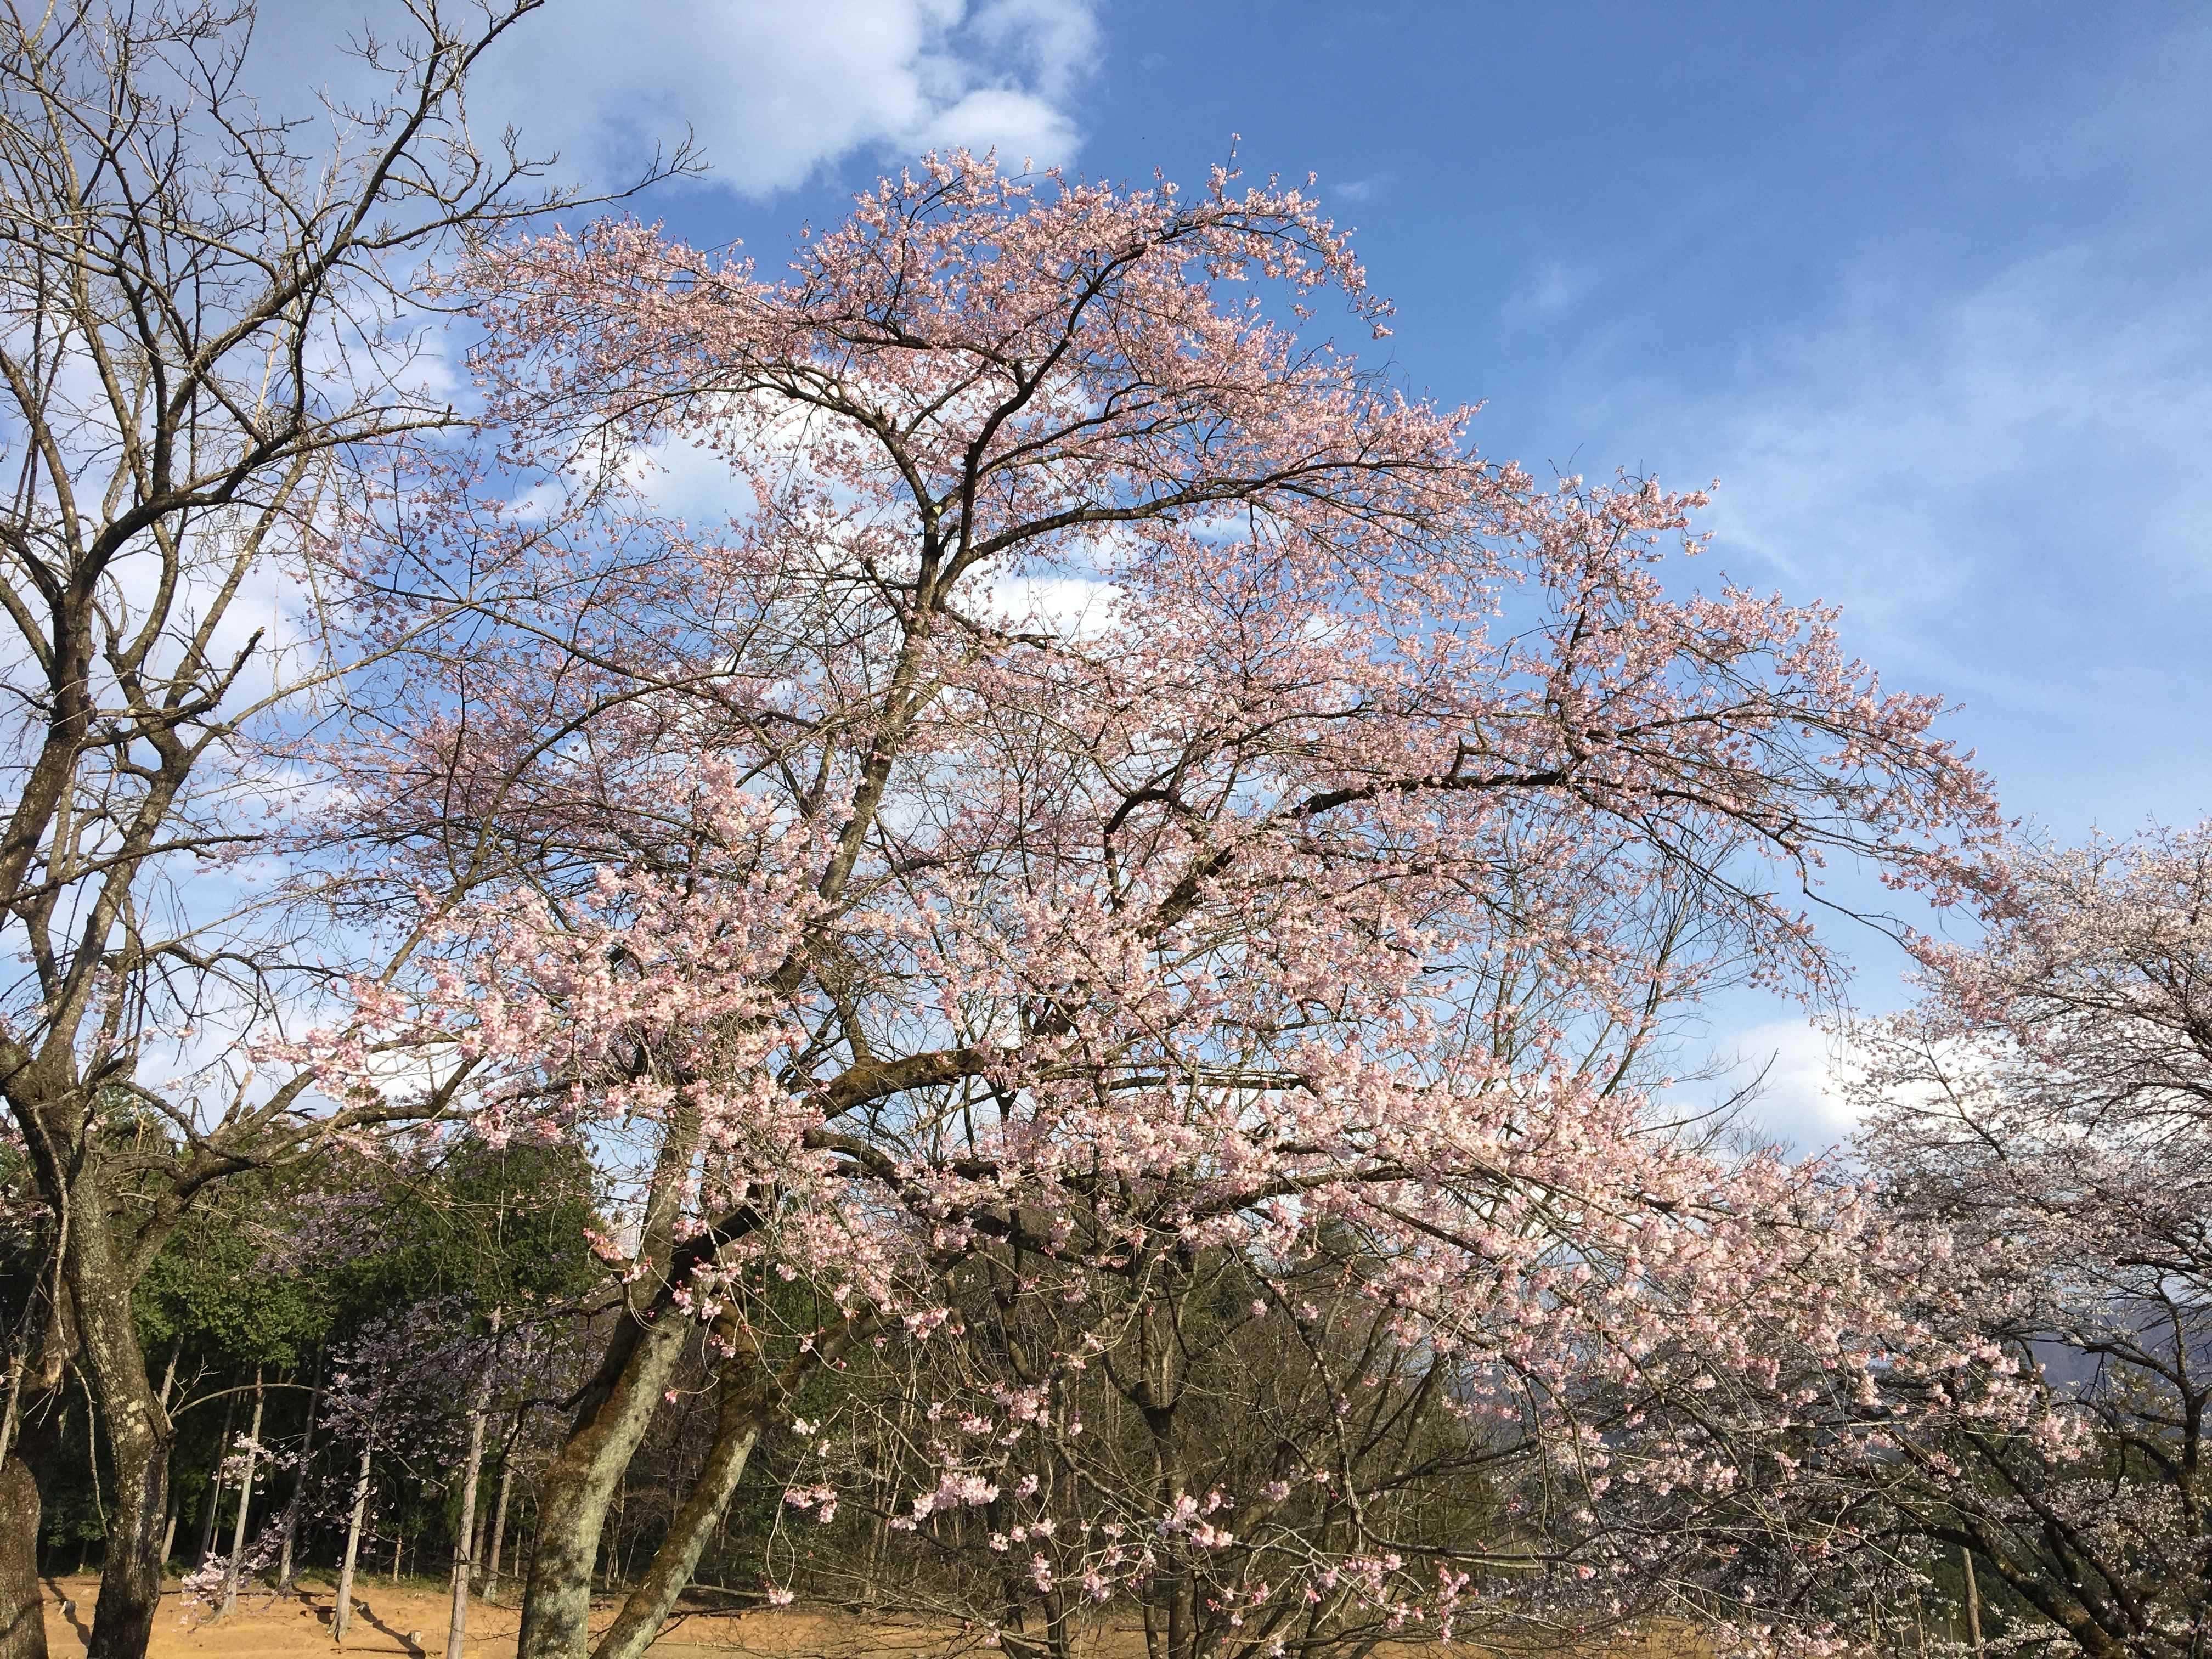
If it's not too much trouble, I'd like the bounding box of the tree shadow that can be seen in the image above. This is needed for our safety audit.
[336,1592,427,1655]
[294,1581,489,1659]
[283,1581,337,1628]
[40,1579,91,1645]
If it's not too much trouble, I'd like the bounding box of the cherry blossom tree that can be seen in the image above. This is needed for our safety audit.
[1842,824,2212,1658]
[295,153,2024,1659]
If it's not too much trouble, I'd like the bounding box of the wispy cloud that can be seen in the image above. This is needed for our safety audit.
[1705,246,2212,606]
[1679,238,2212,786]
[1500,257,1599,323]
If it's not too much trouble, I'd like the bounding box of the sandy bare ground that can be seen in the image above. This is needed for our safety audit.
[31,1576,967,1659]
[32,1575,1702,1659]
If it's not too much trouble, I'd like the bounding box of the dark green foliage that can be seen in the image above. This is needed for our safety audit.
[0,1133,601,1576]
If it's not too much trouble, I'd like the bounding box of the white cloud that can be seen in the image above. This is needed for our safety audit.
[917,87,1078,165]
[250,0,1101,199]
[979,571,1123,637]
[1331,173,1390,205]
[1711,1018,1861,1157]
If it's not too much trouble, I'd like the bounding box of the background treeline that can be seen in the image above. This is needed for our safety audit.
[1,1141,597,1589]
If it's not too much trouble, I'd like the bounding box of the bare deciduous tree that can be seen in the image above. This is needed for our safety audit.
[0,5,687,1654]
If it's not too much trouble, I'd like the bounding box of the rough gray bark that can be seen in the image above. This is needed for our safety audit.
[586,1328,850,1659]
[515,1307,692,1659]
[59,1156,172,1659]
[518,1110,722,1659]
[0,1458,43,1659]
[0,1340,36,1659]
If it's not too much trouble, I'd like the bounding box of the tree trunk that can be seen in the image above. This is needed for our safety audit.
[1136,1288,1193,1659]
[516,1299,695,1659]
[334,1446,372,1644]
[221,1372,265,1615]
[278,1361,323,1588]
[0,1338,42,1659]
[197,1389,236,1568]
[483,1449,514,1602]
[63,1164,173,1659]
[583,1321,857,1659]
[0,1459,44,1659]
[518,1106,729,1659]
[445,1310,498,1659]
[151,1344,180,1575]
[484,1331,533,1606]
[0,1342,21,1469]
[1962,1547,1986,1659]
[586,1351,776,1659]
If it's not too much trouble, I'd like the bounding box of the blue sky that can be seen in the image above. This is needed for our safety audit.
[1103,3,2212,844]
[263,0,2212,1143]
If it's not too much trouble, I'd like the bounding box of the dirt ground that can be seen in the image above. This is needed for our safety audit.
[32,1576,1704,1659]
[31,1576,962,1659]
